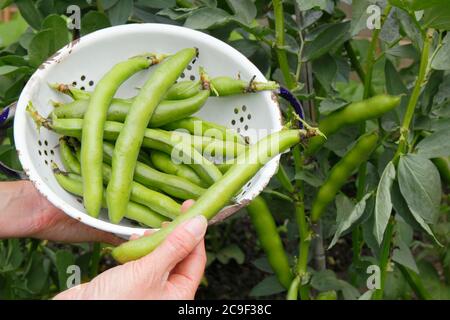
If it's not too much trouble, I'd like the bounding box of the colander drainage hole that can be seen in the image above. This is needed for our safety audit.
[190,75,195,81]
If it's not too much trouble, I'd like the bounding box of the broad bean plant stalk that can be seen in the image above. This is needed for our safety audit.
[0,0,449,300]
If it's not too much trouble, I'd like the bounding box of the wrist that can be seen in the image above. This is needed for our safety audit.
[0,180,43,238]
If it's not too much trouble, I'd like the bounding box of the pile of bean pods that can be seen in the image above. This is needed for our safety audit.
[27,48,316,263]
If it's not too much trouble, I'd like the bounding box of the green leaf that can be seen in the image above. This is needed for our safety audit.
[295,0,328,11]
[81,11,111,36]
[252,257,275,274]
[431,34,450,70]
[312,54,337,93]
[350,0,377,36]
[136,0,175,9]
[225,0,256,25]
[329,193,372,249]
[392,238,419,273]
[389,0,445,11]
[310,270,360,300]
[374,162,396,244]
[107,0,133,25]
[294,170,324,187]
[416,128,450,158]
[394,9,423,50]
[15,0,43,30]
[0,11,28,48]
[319,98,348,115]
[303,22,350,62]
[41,14,70,52]
[25,252,50,294]
[184,7,230,29]
[398,155,441,225]
[423,4,450,30]
[249,275,285,297]
[55,250,75,291]
[385,59,407,95]
[380,9,401,44]
[358,290,374,300]
[27,30,51,67]
[216,244,245,265]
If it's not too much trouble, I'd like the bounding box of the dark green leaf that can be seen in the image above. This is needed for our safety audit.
[416,128,450,158]
[295,0,328,11]
[431,34,450,70]
[41,14,70,52]
[385,59,407,95]
[184,7,230,29]
[136,0,175,9]
[350,0,378,36]
[0,0,13,10]
[25,252,50,294]
[225,0,256,25]
[423,4,450,30]
[398,155,441,225]
[395,9,423,50]
[329,193,372,249]
[319,98,348,115]
[374,161,395,244]
[107,0,133,25]
[15,0,43,30]
[313,54,337,93]
[310,270,360,300]
[389,0,445,11]
[303,22,350,62]
[380,8,401,44]
[55,250,75,291]
[392,238,419,273]
[81,11,111,36]
[249,275,285,297]
[252,257,275,274]
[36,0,55,16]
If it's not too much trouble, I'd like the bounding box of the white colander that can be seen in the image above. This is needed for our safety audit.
[14,23,283,237]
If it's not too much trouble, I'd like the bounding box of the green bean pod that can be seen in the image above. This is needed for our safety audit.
[311,131,379,222]
[59,137,81,174]
[210,76,279,96]
[164,76,279,99]
[163,116,247,145]
[112,128,308,263]
[107,48,198,223]
[247,196,293,288]
[102,142,206,200]
[165,80,202,100]
[102,163,181,220]
[305,95,400,156]
[54,170,167,228]
[149,150,207,188]
[31,112,223,186]
[51,90,210,128]
[81,53,165,218]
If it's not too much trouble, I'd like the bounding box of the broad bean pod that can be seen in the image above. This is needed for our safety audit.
[311,131,379,222]
[112,128,310,263]
[81,53,166,218]
[107,48,199,223]
[54,169,167,228]
[305,95,400,156]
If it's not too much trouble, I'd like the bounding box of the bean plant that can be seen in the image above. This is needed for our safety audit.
[0,0,449,300]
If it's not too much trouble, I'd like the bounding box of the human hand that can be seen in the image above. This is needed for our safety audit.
[54,200,208,300]
[0,180,121,245]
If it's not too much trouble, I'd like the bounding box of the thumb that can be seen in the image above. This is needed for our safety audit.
[144,215,208,273]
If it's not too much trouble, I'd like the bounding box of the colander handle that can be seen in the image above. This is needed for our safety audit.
[0,101,26,179]
[277,87,305,129]
[0,101,16,128]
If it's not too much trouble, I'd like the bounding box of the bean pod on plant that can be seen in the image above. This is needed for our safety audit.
[311,131,379,222]
[305,95,400,156]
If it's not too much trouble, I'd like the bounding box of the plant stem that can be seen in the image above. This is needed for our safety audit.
[393,30,432,164]
[273,0,296,89]
[276,165,294,194]
[295,200,311,300]
[373,219,395,300]
[397,264,432,300]
[344,41,375,96]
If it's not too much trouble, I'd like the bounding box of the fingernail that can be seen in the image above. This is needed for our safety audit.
[184,215,207,240]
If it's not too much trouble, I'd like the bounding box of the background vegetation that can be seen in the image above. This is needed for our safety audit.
[0,0,449,299]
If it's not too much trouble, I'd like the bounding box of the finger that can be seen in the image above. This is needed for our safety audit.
[169,239,206,290]
[144,215,207,274]
[129,233,140,241]
[181,199,195,213]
